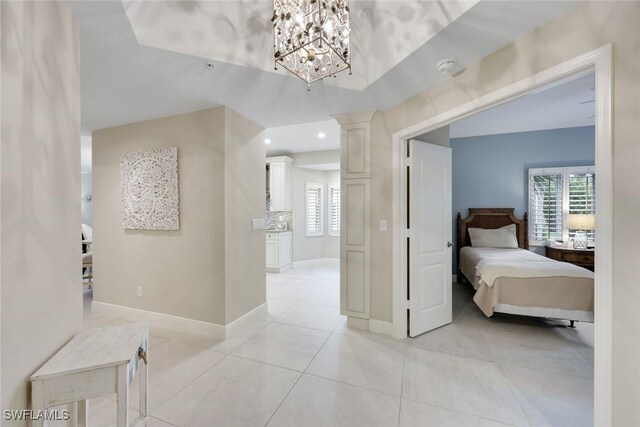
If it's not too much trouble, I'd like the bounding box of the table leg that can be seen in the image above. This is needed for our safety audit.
[31,380,45,427]
[78,399,88,427]
[117,364,129,427]
[139,341,148,418]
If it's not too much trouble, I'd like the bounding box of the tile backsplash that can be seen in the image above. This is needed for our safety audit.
[266,210,292,230]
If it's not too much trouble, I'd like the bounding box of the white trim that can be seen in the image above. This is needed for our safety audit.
[346,316,369,331]
[91,301,268,340]
[391,45,612,425]
[292,257,339,268]
[368,319,394,336]
[225,303,268,338]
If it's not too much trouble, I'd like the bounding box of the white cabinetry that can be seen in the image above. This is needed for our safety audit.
[266,231,293,273]
[267,156,293,211]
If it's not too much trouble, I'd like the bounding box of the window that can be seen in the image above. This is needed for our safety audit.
[328,183,340,236]
[528,166,595,245]
[306,183,323,237]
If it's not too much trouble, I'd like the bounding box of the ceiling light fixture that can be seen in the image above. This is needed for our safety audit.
[317,132,326,138]
[272,0,352,90]
[264,139,272,145]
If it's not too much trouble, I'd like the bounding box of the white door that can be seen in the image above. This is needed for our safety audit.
[409,140,452,337]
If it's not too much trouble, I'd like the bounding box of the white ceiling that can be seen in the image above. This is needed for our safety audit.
[121,0,478,91]
[66,1,582,136]
[449,72,595,138]
[264,119,340,156]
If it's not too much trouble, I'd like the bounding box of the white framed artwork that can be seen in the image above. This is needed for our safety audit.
[120,147,179,230]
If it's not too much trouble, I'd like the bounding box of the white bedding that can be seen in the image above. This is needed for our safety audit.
[460,247,594,287]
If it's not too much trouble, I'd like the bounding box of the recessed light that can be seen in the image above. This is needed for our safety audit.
[317,132,326,138]
[264,139,272,145]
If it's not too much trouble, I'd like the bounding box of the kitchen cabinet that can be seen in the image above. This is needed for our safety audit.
[267,156,293,211]
[266,231,293,273]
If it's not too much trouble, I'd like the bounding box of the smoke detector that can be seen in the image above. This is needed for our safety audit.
[437,59,457,75]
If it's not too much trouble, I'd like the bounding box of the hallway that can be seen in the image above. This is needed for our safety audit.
[81,259,593,427]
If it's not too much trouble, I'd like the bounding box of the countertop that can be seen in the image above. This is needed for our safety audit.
[265,229,292,233]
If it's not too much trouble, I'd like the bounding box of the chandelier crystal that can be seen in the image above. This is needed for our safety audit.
[272,0,351,89]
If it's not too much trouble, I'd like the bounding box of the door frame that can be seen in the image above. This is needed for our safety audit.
[391,45,613,424]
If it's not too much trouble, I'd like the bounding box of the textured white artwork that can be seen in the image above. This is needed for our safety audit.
[121,147,179,230]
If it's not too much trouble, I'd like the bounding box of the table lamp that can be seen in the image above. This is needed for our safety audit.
[567,214,595,249]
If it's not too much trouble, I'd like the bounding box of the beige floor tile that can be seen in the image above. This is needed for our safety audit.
[274,301,343,332]
[403,347,528,426]
[152,355,300,427]
[483,330,593,379]
[399,399,512,427]
[232,322,329,371]
[267,374,401,427]
[407,321,494,361]
[307,333,405,396]
[499,364,593,427]
[126,340,225,411]
[260,298,299,321]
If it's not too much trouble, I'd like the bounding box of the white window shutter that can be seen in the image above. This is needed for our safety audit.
[328,184,340,236]
[306,184,323,237]
[528,166,595,246]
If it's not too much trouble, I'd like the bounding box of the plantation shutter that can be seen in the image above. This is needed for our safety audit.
[306,184,323,236]
[328,184,340,236]
[529,173,564,243]
[569,172,596,240]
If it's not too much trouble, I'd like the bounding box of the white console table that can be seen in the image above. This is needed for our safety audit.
[30,322,149,427]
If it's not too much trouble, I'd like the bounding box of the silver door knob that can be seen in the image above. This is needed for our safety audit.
[447,241,453,247]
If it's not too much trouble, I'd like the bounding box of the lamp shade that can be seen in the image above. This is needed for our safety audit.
[567,214,595,231]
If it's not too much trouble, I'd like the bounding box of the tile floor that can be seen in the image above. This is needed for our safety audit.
[80,259,593,427]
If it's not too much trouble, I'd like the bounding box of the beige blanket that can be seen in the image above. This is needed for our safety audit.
[476,252,593,288]
[459,247,594,318]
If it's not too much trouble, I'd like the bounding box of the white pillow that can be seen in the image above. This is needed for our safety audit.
[468,224,518,248]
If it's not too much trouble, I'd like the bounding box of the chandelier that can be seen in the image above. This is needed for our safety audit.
[272,0,352,89]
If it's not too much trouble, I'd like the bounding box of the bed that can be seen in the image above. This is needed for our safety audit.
[457,208,594,324]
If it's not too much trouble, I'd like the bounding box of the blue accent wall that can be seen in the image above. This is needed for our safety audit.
[451,126,595,270]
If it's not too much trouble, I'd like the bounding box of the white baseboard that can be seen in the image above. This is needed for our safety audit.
[368,319,394,336]
[347,316,369,330]
[91,301,267,340]
[292,258,339,268]
[225,303,268,337]
[346,316,394,336]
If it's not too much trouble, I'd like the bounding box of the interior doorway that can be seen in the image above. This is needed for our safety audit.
[263,120,344,331]
[392,45,613,424]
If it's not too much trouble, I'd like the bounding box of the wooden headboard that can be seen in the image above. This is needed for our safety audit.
[456,209,528,258]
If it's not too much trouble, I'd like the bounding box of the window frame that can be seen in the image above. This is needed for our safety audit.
[528,165,596,246]
[327,183,340,237]
[305,183,324,237]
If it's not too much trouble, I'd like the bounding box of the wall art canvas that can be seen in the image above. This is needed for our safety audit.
[121,147,179,230]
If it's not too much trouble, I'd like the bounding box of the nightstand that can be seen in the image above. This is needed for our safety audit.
[545,245,594,271]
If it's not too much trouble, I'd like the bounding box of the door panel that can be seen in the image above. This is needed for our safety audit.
[409,140,452,337]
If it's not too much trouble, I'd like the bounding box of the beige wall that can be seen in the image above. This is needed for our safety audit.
[365,2,640,424]
[1,0,82,419]
[93,108,228,324]
[224,108,267,323]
